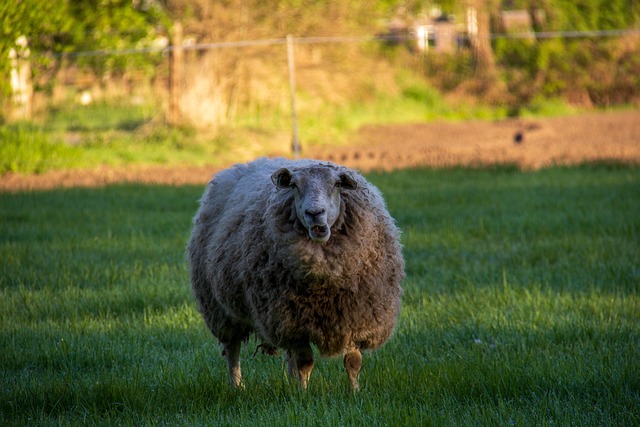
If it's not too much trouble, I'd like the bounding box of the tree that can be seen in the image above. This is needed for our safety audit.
[0,0,71,97]
[469,0,497,80]
[0,0,169,97]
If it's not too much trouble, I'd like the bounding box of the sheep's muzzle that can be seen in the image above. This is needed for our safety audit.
[309,225,330,243]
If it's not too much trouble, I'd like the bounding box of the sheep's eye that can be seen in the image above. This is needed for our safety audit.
[334,181,342,189]
[289,182,297,189]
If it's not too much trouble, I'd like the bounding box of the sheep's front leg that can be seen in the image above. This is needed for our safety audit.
[286,345,314,389]
[223,339,242,387]
[344,349,362,391]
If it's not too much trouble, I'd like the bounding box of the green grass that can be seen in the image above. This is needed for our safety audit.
[0,103,238,174]
[44,102,157,133]
[297,92,505,148]
[0,76,526,175]
[295,72,511,147]
[1,165,639,425]
[0,124,82,174]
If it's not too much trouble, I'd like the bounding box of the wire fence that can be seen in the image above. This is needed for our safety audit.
[9,27,640,128]
[45,28,640,58]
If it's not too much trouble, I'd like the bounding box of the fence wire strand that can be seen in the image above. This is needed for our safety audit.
[47,28,640,59]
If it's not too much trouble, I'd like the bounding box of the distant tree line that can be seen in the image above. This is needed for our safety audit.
[1,0,639,108]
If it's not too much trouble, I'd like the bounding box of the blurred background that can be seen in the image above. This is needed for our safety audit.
[1,0,639,177]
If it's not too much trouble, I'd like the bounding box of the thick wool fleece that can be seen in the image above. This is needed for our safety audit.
[188,157,404,357]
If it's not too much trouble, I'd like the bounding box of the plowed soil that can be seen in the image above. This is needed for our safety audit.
[2,110,639,192]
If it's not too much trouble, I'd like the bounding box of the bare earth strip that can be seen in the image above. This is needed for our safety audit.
[1,110,639,192]
[312,110,640,171]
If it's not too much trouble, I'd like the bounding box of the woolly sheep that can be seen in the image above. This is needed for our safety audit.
[187,157,404,390]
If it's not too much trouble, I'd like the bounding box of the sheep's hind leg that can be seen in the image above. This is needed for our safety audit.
[344,349,362,391]
[223,339,243,387]
[286,345,314,390]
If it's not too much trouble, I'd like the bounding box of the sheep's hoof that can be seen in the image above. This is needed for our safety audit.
[286,347,314,390]
[229,367,243,388]
[224,340,243,389]
[344,350,362,392]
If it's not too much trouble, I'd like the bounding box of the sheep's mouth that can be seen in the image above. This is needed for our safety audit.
[309,225,330,243]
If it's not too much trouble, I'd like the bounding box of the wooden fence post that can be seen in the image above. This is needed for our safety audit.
[8,36,33,121]
[287,35,301,157]
[169,22,183,125]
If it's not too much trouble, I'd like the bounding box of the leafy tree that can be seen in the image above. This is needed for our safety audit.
[63,0,170,76]
[0,0,71,95]
[1,0,169,98]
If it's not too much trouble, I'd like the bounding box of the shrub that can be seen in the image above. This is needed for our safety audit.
[490,36,640,108]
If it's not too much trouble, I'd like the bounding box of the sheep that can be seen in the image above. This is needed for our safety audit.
[187,157,404,390]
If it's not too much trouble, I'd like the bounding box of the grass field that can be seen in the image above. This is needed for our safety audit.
[1,92,577,175]
[1,165,638,426]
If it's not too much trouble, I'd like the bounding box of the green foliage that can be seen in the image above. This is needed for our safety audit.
[491,35,640,106]
[519,97,577,117]
[65,0,169,75]
[3,0,640,121]
[0,0,169,99]
[422,50,476,92]
[0,0,70,51]
[0,124,80,174]
[416,0,640,108]
[501,0,639,31]
[543,0,640,31]
[1,165,638,425]
[0,0,70,95]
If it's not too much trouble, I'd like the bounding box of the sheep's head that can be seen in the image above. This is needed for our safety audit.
[271,165,358,243]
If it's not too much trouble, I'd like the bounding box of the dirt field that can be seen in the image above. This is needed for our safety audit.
[314,110,640,171]
[2,110,639,192]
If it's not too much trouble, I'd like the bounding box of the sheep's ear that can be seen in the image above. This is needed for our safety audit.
[339,172,358,190]
[272,168,293,188]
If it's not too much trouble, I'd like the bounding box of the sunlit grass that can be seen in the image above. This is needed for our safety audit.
[0,123,82,174]
[1,165,638,425]
[44,102,157,133]
[0,77,517,174]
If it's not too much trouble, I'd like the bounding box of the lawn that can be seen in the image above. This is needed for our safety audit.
[1,165,638,426]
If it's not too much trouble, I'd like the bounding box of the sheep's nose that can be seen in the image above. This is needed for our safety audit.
[305,208,325,219]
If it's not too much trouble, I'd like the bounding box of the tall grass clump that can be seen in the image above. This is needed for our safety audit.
[1,164,638,425]
[0,124,80,174]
